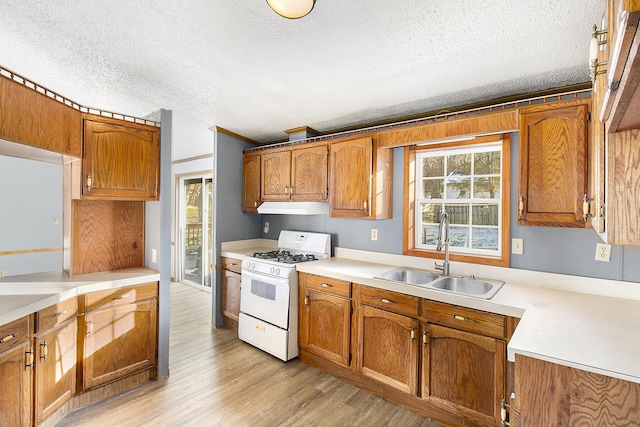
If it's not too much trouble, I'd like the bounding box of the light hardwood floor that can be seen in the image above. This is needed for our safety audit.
[58,282,441,427]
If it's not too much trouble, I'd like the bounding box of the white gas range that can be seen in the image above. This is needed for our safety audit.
[238,230,331,361]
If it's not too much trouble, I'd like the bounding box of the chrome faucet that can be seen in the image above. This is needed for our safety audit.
[435,211,450,276]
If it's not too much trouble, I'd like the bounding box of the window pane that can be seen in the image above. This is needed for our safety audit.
[423,178,444,199]
[445,177,471,199]
[444,204,469,225]
[472,204,499,226]
[474,151,501,175]
[421,224,439,245]
[421,203,442,224]
[449,226,469,248]
[447,153,471,175]
[473,177,501,199]
[471,227,499,250]
[422,157,444,177]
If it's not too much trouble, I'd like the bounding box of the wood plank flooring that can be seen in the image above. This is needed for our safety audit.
[58,282,441,427]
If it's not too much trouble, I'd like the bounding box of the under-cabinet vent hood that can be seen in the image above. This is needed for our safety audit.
[257,201,329,215]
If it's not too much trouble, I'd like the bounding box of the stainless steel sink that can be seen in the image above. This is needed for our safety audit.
[374,267,504,299]
[374,267,440,285]
[429,276,504,299]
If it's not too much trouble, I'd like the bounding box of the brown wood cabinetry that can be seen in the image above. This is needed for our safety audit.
[34,303,77,425]
[421,300,506,427]
[221,256,242,331]
[356,285,419,395]
[299,273,352,367]
[512,354,640,427]
[517,98,590,227]
[0,74,82,157]
[0,316,32,427]
[261,144,328,201]
[82,115,160,201]
[329,136,393,219]
[78,283,158,391]
[242,152,261,213]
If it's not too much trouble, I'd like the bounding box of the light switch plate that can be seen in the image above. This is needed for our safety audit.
[512,238,524,255]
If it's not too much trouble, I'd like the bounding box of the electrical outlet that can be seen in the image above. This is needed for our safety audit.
[52,217,59,225]
[152,249,157,263]
[1,271,8,277]
[595,243,611,262]
[512,238,524,255]
[371,228,378,241]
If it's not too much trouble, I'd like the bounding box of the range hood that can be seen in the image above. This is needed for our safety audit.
[257,201,329,215]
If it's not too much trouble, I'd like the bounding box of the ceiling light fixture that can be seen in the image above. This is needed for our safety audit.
[267,0,316,19]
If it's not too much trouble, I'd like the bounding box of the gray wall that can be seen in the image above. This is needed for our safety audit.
[261,137,640,283]
[212,132,262,326]
[0,154,63,275]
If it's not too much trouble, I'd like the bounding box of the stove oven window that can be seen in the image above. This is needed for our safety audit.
[251,280,276,300]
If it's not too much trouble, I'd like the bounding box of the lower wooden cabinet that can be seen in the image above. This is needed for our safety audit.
[299,273,352,367]
[34,317,77,424]
[0,316,32,427]
[358,304,419,395]
[421,323,505,426]
[221,256,242,331]
[78,283,158,391]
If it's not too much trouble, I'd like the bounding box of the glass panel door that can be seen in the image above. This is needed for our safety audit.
[180,176,213,289]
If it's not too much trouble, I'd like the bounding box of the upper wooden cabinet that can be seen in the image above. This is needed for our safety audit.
[599,1,640,132]
[0,74,82,157]
[82,115,160,201]
[261,144,328,202]
[242,152,261,213]
[517,99,590,227]
[329,136,393,219]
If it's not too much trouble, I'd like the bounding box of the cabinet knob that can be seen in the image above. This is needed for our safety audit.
[380,298,392,304]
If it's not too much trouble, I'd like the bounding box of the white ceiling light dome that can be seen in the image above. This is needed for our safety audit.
[267,0,316,19]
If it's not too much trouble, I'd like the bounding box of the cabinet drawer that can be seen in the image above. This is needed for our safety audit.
[82,282,158,312]
[222,256,242,274]
[359,286,419,318]
[35,297,78,333]
[0,315,30,353]
[421,300,506,339]
[306,274,351,298]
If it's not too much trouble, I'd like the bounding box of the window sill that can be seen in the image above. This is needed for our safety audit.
[403,248,509,268]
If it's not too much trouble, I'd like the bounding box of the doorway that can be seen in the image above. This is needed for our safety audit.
[179,175,213,290]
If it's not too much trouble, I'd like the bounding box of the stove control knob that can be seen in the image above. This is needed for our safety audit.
[270,267,275,275]
[275,268,280,275]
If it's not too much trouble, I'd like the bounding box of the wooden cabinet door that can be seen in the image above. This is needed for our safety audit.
[0,75,82,157]
[291,145,328,201]
[300,289,351,367]
[518,99,589,227]
[329,137,373,218]
[242,152,261,213]
[358,304,418,395]
[0,340,32,427]
[83,116,160,201]
[221,269,241,326]
[34,317,76,425]
[81,299,157,390]
[261,150,291,200]
[422,323,505,426]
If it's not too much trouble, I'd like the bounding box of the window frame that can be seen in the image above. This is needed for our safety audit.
[403,135,511,268]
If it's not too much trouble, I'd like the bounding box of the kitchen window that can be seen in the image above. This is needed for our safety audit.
[404,136,510,267]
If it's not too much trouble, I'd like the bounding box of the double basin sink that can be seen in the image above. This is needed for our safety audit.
[374,267,504,299]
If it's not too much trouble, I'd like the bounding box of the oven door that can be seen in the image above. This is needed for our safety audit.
[240,269,290,329]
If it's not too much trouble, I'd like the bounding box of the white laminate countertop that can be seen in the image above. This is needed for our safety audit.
[293,248,640,385]
[0,268,160,325]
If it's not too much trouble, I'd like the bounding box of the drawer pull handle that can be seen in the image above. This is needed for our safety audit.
[40,341,48,361]
[501,398,511,426]
[451,314,471,322]
[320,283,332,288]
[114,294,131,300]
[86,320,93,336]
[380,298,392,304]
[0,333,17,344]
[54,309,69,317]
[26,349,34,369]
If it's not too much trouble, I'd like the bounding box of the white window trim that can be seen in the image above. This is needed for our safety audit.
[415,142,503,257]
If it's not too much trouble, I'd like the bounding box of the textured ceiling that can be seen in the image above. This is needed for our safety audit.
[0,1,604,144]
